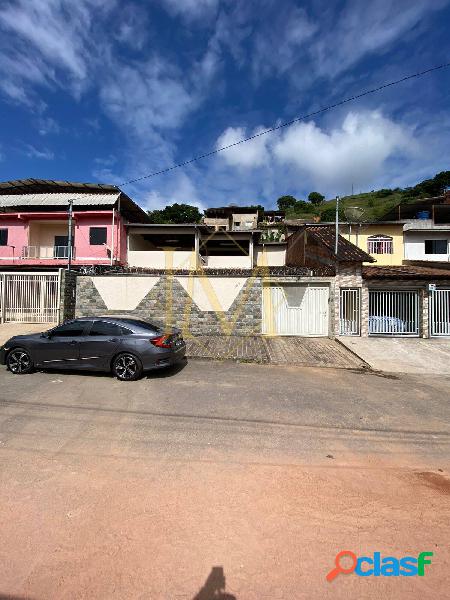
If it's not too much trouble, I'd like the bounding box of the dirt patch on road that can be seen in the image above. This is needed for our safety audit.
[416,471,450,495]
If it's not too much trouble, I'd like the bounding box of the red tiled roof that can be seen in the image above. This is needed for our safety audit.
[363,265,450,279]
[306,226,375,263]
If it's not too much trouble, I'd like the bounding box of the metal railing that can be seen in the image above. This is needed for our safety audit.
[430,289,450,336]
[22,246,74,259]
[369,290,419,336]
[0,272,60,323]
[339,288,361,335]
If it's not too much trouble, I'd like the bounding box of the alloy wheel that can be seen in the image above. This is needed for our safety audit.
[115,354,138,380]
[8,350,32,374]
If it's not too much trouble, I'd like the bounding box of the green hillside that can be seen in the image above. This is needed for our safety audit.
[283,170,450,222]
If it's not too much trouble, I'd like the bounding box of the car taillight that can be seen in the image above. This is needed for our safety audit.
[150,334,172,348]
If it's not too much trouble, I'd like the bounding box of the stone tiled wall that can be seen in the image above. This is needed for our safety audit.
[75,273,263,336]
[59,269,77,323]
[334,263,363,335]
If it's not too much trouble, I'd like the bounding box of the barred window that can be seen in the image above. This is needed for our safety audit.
[367,235,393,254]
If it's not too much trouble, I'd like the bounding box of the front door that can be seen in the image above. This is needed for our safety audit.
[54,235,69,258]
[36,321,87,366]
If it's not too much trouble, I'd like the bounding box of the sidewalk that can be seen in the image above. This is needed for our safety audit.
[339,336,450,375]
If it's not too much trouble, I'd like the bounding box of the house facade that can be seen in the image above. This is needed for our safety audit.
[340,223,404,266]
[0,179,147,269]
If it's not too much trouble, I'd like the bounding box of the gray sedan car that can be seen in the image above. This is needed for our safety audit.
[0,317,186,381]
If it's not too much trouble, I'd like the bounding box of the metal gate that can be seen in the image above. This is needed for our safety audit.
[430,289,450,336]
[262,283,329,336]
[339,288,361,335]
[0,272,60,323]
[369,289,420,336]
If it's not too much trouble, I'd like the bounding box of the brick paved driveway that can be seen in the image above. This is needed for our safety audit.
[186,335,366,369]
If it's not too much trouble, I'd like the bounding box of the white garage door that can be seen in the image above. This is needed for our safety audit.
[262,283,329,336]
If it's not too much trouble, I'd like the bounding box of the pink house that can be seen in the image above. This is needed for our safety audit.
[0,179,148,268]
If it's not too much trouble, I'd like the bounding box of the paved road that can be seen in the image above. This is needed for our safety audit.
[0,360,449,599]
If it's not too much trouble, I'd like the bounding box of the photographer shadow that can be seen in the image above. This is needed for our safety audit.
[193,567,236,600]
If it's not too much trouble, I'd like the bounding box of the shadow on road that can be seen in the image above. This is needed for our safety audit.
[0,595,35,600]
[29,358,188,380]
[193,567,237,600]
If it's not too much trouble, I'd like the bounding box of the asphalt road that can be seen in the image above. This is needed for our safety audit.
[0,360,449,599]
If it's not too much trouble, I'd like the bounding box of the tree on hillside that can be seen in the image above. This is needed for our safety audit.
[308,191,324,205]
[147,203,203,224]
[319,206,344,222]
[277,195,298,211]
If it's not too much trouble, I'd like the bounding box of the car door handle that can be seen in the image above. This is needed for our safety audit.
[108,338,118,343]
[69,340,78,345]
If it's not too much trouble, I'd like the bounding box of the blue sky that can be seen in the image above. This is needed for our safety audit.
[0,0,449,211]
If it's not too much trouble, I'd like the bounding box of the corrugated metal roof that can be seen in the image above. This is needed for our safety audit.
[0,192,120,208]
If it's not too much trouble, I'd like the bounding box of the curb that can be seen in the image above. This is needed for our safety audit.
[334,337,372,369]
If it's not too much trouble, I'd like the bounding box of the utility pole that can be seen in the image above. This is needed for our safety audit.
[335,195,340,256]
[67,199,73,271]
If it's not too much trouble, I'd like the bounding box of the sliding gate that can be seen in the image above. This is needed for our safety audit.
[430,289,450,336]
[369,289,420,336]
[0,272,60,323]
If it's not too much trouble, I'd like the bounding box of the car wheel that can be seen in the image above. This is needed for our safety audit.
[112,353,143,381]
[7,348,34,374]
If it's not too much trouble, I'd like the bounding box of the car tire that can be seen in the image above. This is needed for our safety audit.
[112,352,143,381]
[6,347,34,375]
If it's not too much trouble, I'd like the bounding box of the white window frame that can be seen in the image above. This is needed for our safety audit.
[367,235,393,255]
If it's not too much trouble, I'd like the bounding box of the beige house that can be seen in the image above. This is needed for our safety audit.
[339,222,405,266]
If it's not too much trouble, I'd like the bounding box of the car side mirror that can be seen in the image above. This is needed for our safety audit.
[41,332,51,339]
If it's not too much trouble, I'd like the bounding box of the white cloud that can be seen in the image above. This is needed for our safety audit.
[0,0,113,106]
[114,4,148,50]
[273,111,413,190]
[216,126,271,168]
[312,0,450,80]
[24,144,55,160]
[159,0,219,20]
[100,58,197,135]
[143,171,205,212]
[251,6,317,81]
[37,116,60,136]
[213,111,415,197]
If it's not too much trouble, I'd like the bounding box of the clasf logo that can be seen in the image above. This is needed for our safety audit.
[326,551,433,582]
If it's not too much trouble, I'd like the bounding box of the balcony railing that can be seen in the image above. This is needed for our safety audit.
[22,246,74,259]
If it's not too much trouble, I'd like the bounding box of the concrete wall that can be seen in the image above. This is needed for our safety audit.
[255,245,286,266]
[203,255,251,269]
[28,222,68,251]
[128,249,198,270]
[0,217,28,262]
[404,231,450,262]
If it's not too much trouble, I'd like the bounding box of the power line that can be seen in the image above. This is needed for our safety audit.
[122,61,450,186]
